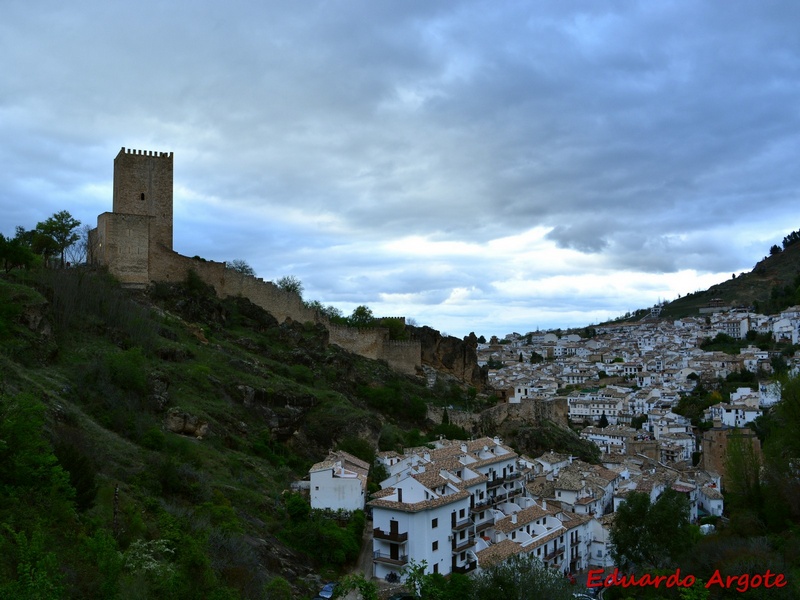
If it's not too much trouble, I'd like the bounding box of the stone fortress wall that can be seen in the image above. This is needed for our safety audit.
[91,148,421,375]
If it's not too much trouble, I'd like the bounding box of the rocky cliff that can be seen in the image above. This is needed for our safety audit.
[410,326,487,389]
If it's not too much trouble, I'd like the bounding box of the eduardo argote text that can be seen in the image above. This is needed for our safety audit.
[587,568,788,593]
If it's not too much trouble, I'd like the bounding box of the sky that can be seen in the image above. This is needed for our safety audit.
[2,1,799,338]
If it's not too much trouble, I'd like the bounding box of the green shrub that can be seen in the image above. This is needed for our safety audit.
[141,427,166,451]
[107,347,148,394]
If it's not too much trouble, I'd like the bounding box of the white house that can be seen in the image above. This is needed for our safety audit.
[309,451,369,512]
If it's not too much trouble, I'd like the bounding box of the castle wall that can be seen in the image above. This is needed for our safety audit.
[221,272,320,324]
[381,339,422,376]
[148,249,228,291]
[113,148,173,251]
[95,212,151,286]
[328,325,387,360]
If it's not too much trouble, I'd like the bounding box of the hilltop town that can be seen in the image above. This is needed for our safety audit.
[305,303,799,587]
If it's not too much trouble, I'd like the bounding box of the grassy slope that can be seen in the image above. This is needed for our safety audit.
[0,271,452,598]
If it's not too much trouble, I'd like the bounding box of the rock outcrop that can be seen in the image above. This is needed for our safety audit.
[165,407,209,438]
[410,326,487,389]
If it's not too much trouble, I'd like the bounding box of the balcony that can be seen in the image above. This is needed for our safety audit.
[373,528,408,543]
[452,516,472,531]
[492,491,510,504]
[452,560,478,574]
[475,518,494,533]
[452,535,476,552]
[373,550,408,566]
[487,476,506,489]
[506,471,521,480]
[470,498,492,513]
[544,545,565,561]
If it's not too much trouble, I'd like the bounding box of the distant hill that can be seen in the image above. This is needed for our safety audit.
[655,239,800,321]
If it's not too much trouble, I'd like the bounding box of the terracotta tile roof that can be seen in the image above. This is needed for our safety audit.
[368,489,470,513]
[475,539,524,568]
[494,505,551,533]
[410,470,451,491]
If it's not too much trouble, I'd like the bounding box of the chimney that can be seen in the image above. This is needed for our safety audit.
[542,500,547,510]
[460,442,468,453]
[511,513,517,524]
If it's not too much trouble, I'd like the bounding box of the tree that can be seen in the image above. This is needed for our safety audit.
[470,553,574,600]
[332,573,378,600]
[348,305,374,328]
[598,412,609,428]
[275,275,303,297]
[610,489,694,570]
[782,228,800,249]
[770,244,782,255]
[226,259,255,277]
[0,233,36,272]
[66,223,94,265]
[35,210,81,267]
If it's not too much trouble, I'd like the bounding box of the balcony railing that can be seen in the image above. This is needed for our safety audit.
[487,476,506,489]
[506,471,521,480]
[373,550,408,565]
[452,535,476,552]
[475,518,494,533]
[492,491,510,504]
[452,517,472,531]
[452,560,478,574]
[373,528,408,543]
[544,545,565,561]
[470,498,492,513]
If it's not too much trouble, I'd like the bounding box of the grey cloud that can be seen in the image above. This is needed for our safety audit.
[3,1,800,335]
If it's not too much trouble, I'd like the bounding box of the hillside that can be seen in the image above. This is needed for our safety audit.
[650,239,800,321]
[0,267,598,599]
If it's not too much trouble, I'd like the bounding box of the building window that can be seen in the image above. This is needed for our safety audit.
[433,563,438,574]
[315,486,319,491]
[432,518,438,528]
[432,541,438,551]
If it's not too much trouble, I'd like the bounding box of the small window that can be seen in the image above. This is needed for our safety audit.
[432,518,438,528]
[315,486,319,491]
[433,563,438,574]
[432,541,438,551]
[140,193,145,201]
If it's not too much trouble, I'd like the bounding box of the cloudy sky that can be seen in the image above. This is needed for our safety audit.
[2,1,799,337]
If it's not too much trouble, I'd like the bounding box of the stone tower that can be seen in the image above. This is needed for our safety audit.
[112,147,174,251]
[90,147,174,287]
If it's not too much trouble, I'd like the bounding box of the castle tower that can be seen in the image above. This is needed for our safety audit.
[112,147,174,251]
[89,147,175,287]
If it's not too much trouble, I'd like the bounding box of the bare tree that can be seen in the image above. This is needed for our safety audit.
[226,259,256,277]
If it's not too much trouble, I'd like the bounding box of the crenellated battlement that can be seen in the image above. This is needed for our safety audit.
[120,147,173,159]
